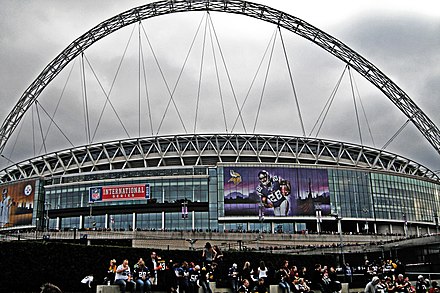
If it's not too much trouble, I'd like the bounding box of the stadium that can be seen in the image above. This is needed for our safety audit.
[0,0,439,249]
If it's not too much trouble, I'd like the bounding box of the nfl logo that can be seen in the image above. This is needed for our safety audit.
[90,188,101,201]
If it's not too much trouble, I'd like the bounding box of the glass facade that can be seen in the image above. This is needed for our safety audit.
[2,164,439,234]
[370,173,438,223]
[42,167,211,231]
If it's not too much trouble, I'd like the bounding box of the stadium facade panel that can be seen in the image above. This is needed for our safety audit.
[1,134,439,236]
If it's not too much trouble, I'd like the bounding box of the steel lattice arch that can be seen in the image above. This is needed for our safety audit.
[0,134,438,183]
[0,0,439,238]
[0,0,439,156]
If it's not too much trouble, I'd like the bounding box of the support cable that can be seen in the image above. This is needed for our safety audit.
[34,100,75,148]
[4,112,26,160]
[0,154,15,165]
[207,13,247,133]
[38,60,77,154]
[253,30,277,133]
[382,118,411,150]
[351,70,376,147]
[309,65,348,137]
[193,15,209,133]
[231,29,277,133]
[138,22,142,138]
[207,16,228,133]
[1,1,439,157]
[34,102,47,154]
[349,67,363,145]
[140,15,205,135]
[139,26,154,136]
[80,53,91,144]
[32,106,36,157]
[89,25,137,142]
[140,27,188,135]
[84,55,131,140]
[278,26,306,137]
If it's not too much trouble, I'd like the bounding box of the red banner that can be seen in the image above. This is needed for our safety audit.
[89,184,150,202]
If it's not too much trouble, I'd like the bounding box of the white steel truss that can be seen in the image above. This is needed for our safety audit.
[1,134,438,183]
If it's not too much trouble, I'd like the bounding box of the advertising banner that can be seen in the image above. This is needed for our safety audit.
[224,167,330,217]
[1,180,35,228]
[89,184,150,202]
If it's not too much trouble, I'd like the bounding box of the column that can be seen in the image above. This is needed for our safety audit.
[79,215,84,230]
[132,212,136,231]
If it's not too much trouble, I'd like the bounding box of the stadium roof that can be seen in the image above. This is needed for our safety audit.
[1,134,438,183]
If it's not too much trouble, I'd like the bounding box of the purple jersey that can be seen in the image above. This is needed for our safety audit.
[256,175,286,207]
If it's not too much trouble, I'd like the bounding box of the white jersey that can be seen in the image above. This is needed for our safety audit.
[115,264,131,281]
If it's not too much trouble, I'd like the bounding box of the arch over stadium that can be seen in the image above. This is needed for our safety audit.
[0,1,439,239]
[0,0,439,155]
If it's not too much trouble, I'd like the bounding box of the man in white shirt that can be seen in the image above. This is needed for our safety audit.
[115,259,136,293]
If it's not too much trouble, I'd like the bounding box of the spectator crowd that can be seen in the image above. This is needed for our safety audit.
[93,242,439,293]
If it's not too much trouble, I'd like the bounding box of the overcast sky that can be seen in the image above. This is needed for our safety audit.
[0,0,439,172]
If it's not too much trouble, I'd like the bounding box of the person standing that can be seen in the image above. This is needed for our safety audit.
[1,188,12,227]
[199,265,212,293]
[145,252,161,286]
[277,260,290,293]
[188,264,200,293]
[343,263,353,285]
[213,245,224,264]
[202,242,217,266]
[164,261,178,293]
[310,264,322,292]
[176,261,190,293]
[229,263,240,293]
[257,261,268,284]
[242,262,252,287]
[114,259,136,293]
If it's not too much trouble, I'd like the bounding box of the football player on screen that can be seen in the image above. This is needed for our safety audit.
[256,170,291,216]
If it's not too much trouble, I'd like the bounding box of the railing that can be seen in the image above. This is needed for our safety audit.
[3,229,439,254]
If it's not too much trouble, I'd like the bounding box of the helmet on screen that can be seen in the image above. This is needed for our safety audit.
[258,170,270,186]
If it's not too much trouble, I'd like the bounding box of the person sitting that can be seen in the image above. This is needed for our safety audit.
[253,278,268,293]
[134,259,152,293]
[40,283,62,293]
[114,259,136,293]
[238,279,250,293]
[320,270,333,293]
[415,275,429,293]
[292,277,311,293]
[365,276,380,293]
[429,281,440,293]
[104,259,117,285]
[395,274,410,293]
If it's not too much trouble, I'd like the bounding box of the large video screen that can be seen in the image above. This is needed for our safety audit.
[224,167,330,217]
[1,180,36,228]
